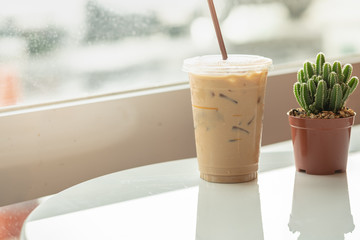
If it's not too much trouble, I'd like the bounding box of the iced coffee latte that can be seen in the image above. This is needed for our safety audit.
[183,55,272,183]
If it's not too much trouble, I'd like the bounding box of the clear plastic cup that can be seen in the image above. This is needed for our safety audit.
[183,55,272,183]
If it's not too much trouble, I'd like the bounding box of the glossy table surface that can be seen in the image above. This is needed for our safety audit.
[21,126,360,240]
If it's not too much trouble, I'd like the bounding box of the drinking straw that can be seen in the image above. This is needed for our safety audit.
[207,0,228,60]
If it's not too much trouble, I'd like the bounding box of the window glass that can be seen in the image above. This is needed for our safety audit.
[0,0,359,107]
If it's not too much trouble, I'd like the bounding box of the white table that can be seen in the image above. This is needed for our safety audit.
[21,126,360,240]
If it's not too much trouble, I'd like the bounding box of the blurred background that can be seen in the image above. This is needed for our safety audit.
[0,0,360,107]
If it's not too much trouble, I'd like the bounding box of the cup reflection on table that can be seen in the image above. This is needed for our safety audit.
[289,172,355,240]
[196,179,264,240]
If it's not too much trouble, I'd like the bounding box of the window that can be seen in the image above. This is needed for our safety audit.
[1,0,360,108]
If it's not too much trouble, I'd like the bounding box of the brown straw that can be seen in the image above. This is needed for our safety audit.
[207,0,228,60]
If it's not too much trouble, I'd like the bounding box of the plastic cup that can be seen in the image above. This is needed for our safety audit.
[183,55,272,183]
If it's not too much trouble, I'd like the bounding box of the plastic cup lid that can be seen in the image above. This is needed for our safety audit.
[183,54,273,74]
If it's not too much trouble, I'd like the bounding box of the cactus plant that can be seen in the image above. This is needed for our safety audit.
[293,52,359,114]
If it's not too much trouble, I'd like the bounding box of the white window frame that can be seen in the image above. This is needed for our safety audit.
[1,57,360,206]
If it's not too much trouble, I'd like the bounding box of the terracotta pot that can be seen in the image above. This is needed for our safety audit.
[288,114,355,175]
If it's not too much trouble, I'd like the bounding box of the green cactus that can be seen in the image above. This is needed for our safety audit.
[308,78,316,97]
[314,80,327,110]
[332,61,342,76]
[304,61,314,80]
[301,83,312,111]
[293,52,359,114]
[329,72,337,88]
[297,69,306,83]
[348,76,359,94]
[293,82,305,109]
[322,62,332,84]
[342,64,353,83]
[329,84,343,113]
[342,86,350,106]
[316,53,325,75]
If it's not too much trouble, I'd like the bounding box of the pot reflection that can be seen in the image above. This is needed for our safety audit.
[196,179,264,240]
[289,172,355,239]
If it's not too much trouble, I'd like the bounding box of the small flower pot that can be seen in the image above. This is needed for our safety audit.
[288,114,355,175]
